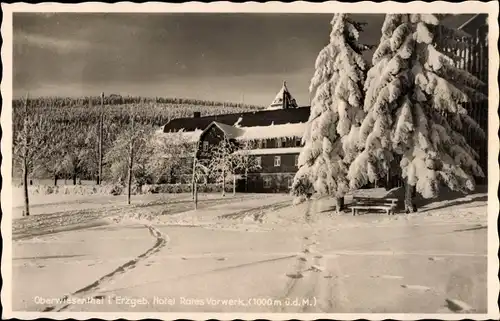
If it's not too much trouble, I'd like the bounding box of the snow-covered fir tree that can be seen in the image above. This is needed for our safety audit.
[347,14,486,212]
[291,14,370,209]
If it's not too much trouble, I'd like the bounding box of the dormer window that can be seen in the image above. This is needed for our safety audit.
[202,141,209,152]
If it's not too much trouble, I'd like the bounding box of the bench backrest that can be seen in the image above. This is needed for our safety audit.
[353,197,398,206]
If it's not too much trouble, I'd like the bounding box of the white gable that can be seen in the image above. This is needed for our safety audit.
[267,81,298,110]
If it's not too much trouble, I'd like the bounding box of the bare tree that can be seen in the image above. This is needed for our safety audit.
[192,157,209,209]
[147,130,196,185]
[60,126,95,185]
[208,138,235,197]
[104,106,152,204]
[13,94,50,216]
[42,129,66,186]
[125,104,153,204]
[126,105,135,204]
[232,140,261,195]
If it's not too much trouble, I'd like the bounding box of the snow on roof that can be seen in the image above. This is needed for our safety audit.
[268,81,298,110]
[210,121,244,139]
[155,128,202,144]
[158,122,306,144]
[233,147,303,156]
[233,116,243,128]
[457,14,481,31]
[268,87,286,109]
[235,122,306,141]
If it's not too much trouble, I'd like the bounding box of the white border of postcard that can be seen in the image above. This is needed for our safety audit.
[1,1,499,320]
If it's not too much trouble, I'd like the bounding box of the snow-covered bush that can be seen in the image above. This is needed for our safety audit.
[109,184,124,196]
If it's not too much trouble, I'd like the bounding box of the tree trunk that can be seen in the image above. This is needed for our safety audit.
[22,93,30,216]
[127,103,135,206]
[245,168,248,192]
[22,160,30,217]
[54,174,58,186]
[194,181,198,210]
[404,178,417,213]
[127,142,134,205]
[233,174,236,196]
[73,174,77,185]
[222,168,226,197]
[191,158,196,199]
[334,197,344,214]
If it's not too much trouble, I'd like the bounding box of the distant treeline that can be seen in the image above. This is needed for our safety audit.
[12,95,264,110]
[12,96,264,131]
[12,96,264,184]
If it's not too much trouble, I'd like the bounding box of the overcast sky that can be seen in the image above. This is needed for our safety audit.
[13,13,473,106]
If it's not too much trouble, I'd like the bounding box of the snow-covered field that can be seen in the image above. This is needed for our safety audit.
[9,187,489,314]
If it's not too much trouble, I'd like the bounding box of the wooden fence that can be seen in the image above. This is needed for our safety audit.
[385,22,489,190]
[436,22,489,184]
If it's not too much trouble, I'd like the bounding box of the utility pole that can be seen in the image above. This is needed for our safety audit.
[22,93,30,217]
[98,92,104,185]
[127,103,135,205]
[192,158,198,210]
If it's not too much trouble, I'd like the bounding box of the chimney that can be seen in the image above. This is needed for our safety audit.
[193,111,201,118]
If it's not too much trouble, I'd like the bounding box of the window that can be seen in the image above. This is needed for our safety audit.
[294,155,299,167]
[255,156,262,167]
[202,141,209,152]
[264,176,272,188]
[274,156,281,167]
[295,137,302,147]
[281,138,286,148]
[257,140,262,149]
[275,138,281,148]
[262,140,267,148]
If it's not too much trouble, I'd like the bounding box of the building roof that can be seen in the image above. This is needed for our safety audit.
[163,106,311,133]
[235,122,307,141]
[204,121,244,139]
[267,81,299,110]
[457,14,488,36]
[233,147,303,155]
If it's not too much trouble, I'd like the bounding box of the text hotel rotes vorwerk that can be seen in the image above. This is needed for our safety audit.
[34,295,318,309]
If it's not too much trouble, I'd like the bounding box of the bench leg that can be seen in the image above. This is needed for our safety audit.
[352,208,355,216]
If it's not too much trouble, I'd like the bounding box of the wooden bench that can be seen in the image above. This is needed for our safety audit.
[351,197,398,216]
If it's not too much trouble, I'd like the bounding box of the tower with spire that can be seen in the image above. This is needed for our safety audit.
[267,81,298,110]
